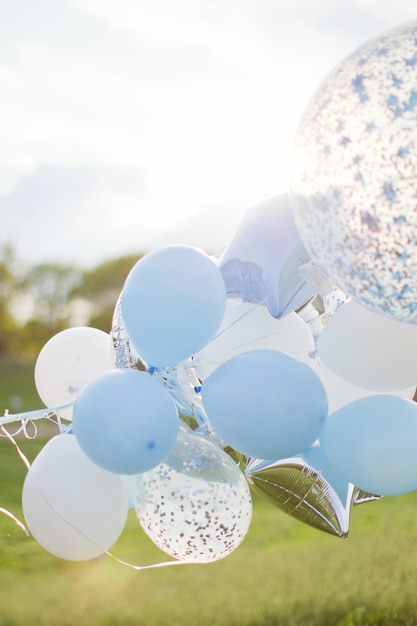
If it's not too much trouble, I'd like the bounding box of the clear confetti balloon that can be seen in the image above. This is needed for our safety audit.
[291,20,417,323]
[133,428,252,563]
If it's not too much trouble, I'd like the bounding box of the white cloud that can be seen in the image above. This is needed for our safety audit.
[15,41,50,67]
[69,0,210,45]
[1,0,417,264]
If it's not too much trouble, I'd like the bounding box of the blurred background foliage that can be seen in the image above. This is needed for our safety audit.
[0,242,143,361]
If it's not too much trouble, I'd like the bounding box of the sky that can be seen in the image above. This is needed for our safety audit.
[1,0,417,268]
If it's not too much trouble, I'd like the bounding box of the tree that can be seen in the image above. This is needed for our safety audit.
[19,263,82,330]
[13,263,83,358]
[73,253,142,332]
[0,244,18,356]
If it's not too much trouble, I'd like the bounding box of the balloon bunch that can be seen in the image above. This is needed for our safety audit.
[4,19,417,568]
[11,233,330,565]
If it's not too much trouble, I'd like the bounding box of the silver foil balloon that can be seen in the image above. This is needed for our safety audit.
[111,294,146,370]
[245,443,380,538]
[219,194,317,318]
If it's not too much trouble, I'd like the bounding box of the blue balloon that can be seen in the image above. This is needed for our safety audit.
[220,194,317,318]
[320,395,417,496]
[201,349,328,460]
[121,246,227,370]
[72,369,179,475]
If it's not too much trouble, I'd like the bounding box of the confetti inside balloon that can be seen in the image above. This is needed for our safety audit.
[134,428,252,563]
[291,20,417,323]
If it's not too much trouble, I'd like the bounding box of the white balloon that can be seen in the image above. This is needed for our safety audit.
[317,300,417,391]
[193,300,314,380]
[303,353,415,414]
[35,327,115,419]
[22,434,128,561]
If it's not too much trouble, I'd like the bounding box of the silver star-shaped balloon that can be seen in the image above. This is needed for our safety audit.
[245,443,380,537]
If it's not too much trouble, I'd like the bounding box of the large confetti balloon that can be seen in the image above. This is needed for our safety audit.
[291,20,417,323]
[134,428,252,563]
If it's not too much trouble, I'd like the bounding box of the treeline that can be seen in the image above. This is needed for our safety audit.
[0,244,143,361]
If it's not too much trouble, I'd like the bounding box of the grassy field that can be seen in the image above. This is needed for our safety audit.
[1,360,417,625]
[0,358,43,415]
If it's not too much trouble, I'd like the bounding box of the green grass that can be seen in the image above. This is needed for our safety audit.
[1,360,417,625]
[0,358,41,415]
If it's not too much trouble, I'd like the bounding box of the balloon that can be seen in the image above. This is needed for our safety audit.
[320,395,417,496]
[302,352,415,413]
[246,445,380,538]
[292,20,417,324]
[193,300,315,380]
[298,261,349,317]
[296,298,327,342]
[22,434,128,561]
[121,246,227,370]
[34,327,115,419]
[134,428,252,563]
[72,369,179,475]
[220,194,317,318]
[317,300,417,391]
[161,362,208,429]
[201,349,328,460]
[111,294,145,370]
